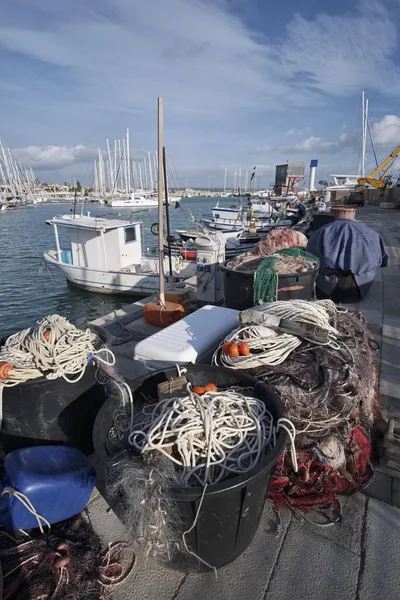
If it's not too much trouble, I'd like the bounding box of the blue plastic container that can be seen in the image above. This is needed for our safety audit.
[0,446,96,530]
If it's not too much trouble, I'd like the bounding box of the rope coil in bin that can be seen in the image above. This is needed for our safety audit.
[129,384,298,488]
[0,314,115,386]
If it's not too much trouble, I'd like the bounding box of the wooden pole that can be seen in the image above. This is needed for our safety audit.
[157,98,165,306]
[163,146,173,278]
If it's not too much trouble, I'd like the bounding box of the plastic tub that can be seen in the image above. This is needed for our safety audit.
[0,323,111,455]
[221,260,319,311]
[93,365,287,572]
[331,206,356,220]
[312,214,335,230]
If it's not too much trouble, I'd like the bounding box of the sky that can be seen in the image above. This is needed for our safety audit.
[2,0,400,187]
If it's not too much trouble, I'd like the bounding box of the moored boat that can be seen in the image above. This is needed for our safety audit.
[44,213,196,295]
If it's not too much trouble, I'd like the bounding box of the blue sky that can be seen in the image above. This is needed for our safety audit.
[2,0,400,187]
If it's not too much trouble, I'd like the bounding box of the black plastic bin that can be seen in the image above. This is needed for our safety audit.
[312,214,334,230]
[93,365,286,572]
[0,323,111,456]
[222,260,319,311]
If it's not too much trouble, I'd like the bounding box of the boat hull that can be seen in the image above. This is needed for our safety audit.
[44,251,195,295]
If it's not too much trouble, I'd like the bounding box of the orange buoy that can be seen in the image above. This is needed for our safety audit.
[43,329,51,342]
[0,362,13,379]
[144,300,184,328]
[180,248,196,261]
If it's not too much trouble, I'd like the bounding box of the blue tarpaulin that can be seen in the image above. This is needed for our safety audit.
[306,220,388,298]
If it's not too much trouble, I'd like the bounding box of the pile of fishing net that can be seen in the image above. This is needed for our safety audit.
[225,228,318,304]
[227,227,308,271]
[213,300,378,519]
[0,513,134,600]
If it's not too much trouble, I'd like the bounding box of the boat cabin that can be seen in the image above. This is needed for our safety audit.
[47,214,144,271]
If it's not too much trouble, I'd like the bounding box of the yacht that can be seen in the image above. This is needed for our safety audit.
[108,193,158,209]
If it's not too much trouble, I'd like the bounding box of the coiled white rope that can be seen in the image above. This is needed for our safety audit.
[129,386,297,488]
[0,314,115,386]
[212,326,302,368]
[259,299,339,337]
[213,300,341,370]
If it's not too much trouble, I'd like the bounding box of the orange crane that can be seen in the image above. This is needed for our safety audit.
[358,145,400,188]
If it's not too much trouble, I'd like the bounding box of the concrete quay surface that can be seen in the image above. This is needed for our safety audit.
[89,206,400,599]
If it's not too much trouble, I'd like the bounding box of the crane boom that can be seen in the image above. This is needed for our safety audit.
[358,145,400,188]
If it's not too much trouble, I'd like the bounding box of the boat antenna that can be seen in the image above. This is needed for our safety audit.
[157,98,165,308]
[73,184,77,219]
[163,146,173,279]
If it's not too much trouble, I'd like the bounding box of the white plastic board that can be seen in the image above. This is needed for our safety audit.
[134,305,239,370]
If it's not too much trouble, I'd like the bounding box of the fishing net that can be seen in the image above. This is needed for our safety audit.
[0,513,135,600]
[247,310,376,447]
[215,303,378,517]
[253,248,319,304]
[268,426,373,515]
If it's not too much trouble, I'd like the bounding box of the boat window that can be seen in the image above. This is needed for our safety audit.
[215,214,220,218]
[124,226,136,243]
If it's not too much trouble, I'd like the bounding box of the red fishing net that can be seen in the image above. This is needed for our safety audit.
[268,426,373,513]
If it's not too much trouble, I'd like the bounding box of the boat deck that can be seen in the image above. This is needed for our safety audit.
[89,206,400,600]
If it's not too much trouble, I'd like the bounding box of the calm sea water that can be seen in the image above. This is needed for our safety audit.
[0,197,235,336]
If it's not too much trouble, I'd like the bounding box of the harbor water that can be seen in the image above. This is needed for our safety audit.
[0,197,238,336]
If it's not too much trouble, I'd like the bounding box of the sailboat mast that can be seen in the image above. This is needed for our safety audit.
[224,167,227,193]
[361,90,366,178]
[148,151,153,191]
[126,128,131,194]
[364,99,369,176]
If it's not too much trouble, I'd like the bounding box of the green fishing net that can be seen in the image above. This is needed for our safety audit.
[253,248,319,304]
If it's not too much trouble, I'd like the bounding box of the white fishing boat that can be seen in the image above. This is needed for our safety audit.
[44,213,196,295]
[165,228,260,262]
[201,202,293,233]
[249,198,274,213]
[108,193,158,209]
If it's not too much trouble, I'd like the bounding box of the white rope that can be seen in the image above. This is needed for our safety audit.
[129,386,297,488]
[212,326,302,368]
[258,300,339,337]
[1,487,51,534]
[213,300,341,370]
[0,314,114,387]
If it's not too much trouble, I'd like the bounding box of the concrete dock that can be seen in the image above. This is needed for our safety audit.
[90,206,400,600]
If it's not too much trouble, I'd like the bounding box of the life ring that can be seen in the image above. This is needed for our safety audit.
[150,222,159,236]
[180,248,196,261]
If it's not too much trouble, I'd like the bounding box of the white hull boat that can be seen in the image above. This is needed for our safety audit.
[201,205,293,233]
[109,194,158,209]
[44,213,196,295]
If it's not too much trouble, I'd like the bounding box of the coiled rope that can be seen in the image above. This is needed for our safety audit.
[128,386,297,488]
[0,314,115,386]
[213,300,341,370]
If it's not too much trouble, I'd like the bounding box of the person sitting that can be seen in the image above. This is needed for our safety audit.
[306,219,387,303]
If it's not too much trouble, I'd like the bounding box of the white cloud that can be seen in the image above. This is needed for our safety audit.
[295,136,336,152]
[371,115,400,147]
[281,2,400,96]
[0,1,400,184]
[12,145,97,170]
[285,127,312,137]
